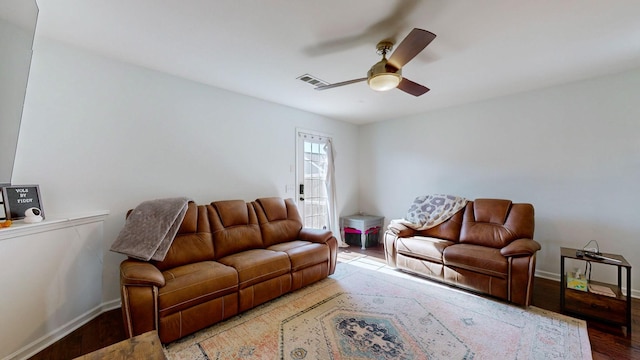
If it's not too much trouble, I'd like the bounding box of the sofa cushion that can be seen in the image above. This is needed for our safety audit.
[268,241,329,271]
[259,197,289,221]
[208,200,263,259]
[460,199,534,248]
[472,199,512,223]
[177,201,199,233]
[413,209,464,242]
[158,261,238,317]
[218,249,291,289]
[443,244,508,278]
[254,198,303,247]
[396,236,454,263]
[153,203,214,271]
[214,200,250,227]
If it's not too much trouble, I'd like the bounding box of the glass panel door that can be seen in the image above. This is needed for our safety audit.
[297,132,329,229]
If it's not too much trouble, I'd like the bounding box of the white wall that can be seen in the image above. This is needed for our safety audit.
[13,38,360,305]
[359,68,640,291]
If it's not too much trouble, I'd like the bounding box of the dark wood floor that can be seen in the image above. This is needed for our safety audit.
[30,244,640,360]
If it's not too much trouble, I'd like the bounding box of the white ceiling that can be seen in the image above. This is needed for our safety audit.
[34,0,640,124]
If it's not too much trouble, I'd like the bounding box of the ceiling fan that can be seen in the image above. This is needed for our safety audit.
[314,28,436,97]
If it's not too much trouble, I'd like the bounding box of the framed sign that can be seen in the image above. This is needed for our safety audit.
[1,185,44,220]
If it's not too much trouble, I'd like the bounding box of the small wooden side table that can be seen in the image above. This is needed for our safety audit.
[72,330,166,360]
[560,247,632,333]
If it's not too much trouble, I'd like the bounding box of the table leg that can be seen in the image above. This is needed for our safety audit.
[361,233,366,249]
[560,255,565,312]
[627,267,632,333]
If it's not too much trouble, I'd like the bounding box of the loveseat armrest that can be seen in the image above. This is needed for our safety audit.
[299,228,333,243]
[387,222,416,238]
[299,228,338,275]
[120,259,165,287]
[500,239,541,257]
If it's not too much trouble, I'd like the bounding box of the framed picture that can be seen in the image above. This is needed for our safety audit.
[1,185,44,220]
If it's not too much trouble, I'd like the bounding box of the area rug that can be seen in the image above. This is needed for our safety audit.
[164,261,592,359]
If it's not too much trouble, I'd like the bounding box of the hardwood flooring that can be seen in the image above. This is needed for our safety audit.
[29,244,640,359]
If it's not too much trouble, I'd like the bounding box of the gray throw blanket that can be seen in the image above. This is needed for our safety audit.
[110,197,191,261]
[389,194,468,231]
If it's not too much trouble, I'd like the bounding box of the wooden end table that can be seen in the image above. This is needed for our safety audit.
[72,330,166,360]
[560,247,632,333]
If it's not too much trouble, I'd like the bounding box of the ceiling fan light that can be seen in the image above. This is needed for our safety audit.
[368,73,401,91]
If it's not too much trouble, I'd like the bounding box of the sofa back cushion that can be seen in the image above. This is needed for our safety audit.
[209,200,262,259]
[152,202,215,271]
[460,199,534,248]
[253,197,303,247]
[415,209,464,241]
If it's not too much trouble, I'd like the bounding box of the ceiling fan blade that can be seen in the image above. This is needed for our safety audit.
[387,28,436,69]
[304,1,420,57]
[314,78,367,91]
[397,78,430,96]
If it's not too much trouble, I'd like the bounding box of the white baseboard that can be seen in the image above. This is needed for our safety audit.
[4,299,121,360]
[101,298,122,312]
[535,269,559,281]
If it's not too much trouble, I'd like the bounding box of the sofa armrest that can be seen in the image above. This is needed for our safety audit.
[500,239,541,257]
[298,228,333,243]
[120,259,165,287]
[120,259,163,338]
[387,222,416,238]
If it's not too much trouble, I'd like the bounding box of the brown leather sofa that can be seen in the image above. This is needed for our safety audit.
[119,197,338,343]
[384,198,540,306]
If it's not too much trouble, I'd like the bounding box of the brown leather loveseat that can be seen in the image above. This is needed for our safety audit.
[384,198,540,306]
[119,197,338,343]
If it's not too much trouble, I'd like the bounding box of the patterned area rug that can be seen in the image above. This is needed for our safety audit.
[164,261,592,359]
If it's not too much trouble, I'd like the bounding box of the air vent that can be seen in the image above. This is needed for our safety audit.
[297,74,329,87]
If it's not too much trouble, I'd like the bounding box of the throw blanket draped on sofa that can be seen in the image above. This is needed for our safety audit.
[390,194,468,231]
[110,197,191,261]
